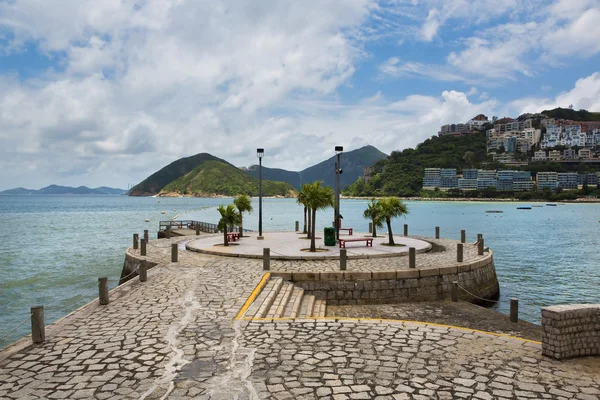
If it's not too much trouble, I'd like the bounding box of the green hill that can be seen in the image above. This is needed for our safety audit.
[129,153,225,196]
[245,145,388,190]
[541,107,600,122]
[160,160,296,197]
[344,133,488,196]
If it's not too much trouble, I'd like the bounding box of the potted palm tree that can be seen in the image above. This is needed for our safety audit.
[217,204,241,246]
[378,197,409,246]
[233,194,253,236]
[303,181,334,252]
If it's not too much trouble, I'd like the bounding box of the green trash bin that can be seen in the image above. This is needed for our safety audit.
[324,227,336,246]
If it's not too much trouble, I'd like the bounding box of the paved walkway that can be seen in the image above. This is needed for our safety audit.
[0,234,598,399]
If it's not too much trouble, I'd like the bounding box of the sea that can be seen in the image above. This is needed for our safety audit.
[1,195,599,349]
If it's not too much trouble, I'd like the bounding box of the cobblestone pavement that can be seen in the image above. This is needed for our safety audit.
[0,236,598,399]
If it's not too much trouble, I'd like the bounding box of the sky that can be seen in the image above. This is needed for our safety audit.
[1,0,600,191]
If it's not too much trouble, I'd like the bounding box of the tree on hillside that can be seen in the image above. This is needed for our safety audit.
[234,194,252,236]
[303,181,334,252]
[463,151,475,168]
[217,204,241,246]
[363,199,384,238]
[378,197,409,245]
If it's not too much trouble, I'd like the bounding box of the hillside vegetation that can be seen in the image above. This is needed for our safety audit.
[160,160,295,197]
[344,133,488,196]
[541,107,600,121]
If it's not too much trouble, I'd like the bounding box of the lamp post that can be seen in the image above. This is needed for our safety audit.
[334,146,343,240]
[257,148,264,240]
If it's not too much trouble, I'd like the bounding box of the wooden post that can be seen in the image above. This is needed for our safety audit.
[139,261,148,282]
[340,249,347,271]
[477,233,483,242]
[166,225,171,239]
[133,233,139,250]
[368,222,373,234]
[31,306,45,344]
[263,248,270,271]
[140,239,147,256]
[171,243,178,262]
[461,230,466,243]
[451,282,458,302]
[478,238,484,256]
[409,247,416,268]
[404,224,408,236]
[195,224,200,235]
[457,243,463,262]
[98,277,109,305]
[295,221,299,232]
[510,298,519,322]
[435,226,440,239]
[143,230,149,242]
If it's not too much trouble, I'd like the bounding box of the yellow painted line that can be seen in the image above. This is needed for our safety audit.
[235,272,270,320]
[242,315,541,344]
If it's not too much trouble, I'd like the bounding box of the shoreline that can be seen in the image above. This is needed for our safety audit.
[342,196,600,203]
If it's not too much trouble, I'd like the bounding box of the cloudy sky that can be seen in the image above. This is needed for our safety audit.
[1,0,600,190]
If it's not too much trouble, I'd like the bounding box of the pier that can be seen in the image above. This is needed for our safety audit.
[1,230,599,399]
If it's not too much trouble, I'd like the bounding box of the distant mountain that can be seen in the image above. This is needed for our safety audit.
[0,187,37,195]
[245,145,388,190]
[129,153,225,196]
[0,185,126,195]
[160,160,295,197]
[94,186,127,195]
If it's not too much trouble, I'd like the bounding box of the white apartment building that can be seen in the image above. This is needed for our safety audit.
[532,150,547,162]
[537,172,558,190]
[579,148,592,159]
[563,149,577,159]
[549,150,561,161]
[521,128,542,145]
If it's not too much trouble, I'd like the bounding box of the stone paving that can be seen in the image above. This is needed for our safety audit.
[0,234,598,399]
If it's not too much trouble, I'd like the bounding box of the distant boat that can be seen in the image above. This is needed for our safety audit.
[486,210,503,213]
[517,206,532,210]
[145,218,150,222]
[532,205,544,207]
[546,204,557,206]
[161,211,166,214]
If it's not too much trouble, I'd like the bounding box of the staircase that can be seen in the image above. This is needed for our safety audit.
[243,277,326,319]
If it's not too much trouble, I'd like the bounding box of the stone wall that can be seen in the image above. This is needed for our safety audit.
[271,251,499,306]
[119,251,158,285]
[541,304,600,360]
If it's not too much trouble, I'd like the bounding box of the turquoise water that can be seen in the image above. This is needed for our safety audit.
[1,196,599,348]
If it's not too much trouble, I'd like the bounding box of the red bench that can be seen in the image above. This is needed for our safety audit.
[339,228,353,235]
[338,238,373,248]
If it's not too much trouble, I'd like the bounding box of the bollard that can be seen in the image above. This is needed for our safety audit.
[340,249,347,271]
[139,261,148,282]
[196,224,200,235]
[461,230,466,244]
[31,306,45,344]
[409,247,416,268]
[510,298,519,322]
[171,243,178,262]
[368,222,373,234]
[404,224,408,236]
[478,238,484,256]
[451,281,458,302]
[133,233,139,250]
[263,248,270,271]
[457,243,463,262]
[98,277,109,305]
[435,226,440,239]
[140,239,147,256]
[295,221,299,232]
[477,233,483,242]
[166,225,171,239]
[143,229,149,242]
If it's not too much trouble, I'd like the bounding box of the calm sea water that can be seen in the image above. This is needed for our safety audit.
[1,195,599,348]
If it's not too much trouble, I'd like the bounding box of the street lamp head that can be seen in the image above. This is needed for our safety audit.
[335,146,343,153]
[257,148,264,158]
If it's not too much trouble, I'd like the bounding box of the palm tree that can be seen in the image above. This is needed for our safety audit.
[378,197,409,245]
[217,204,241,246]
[303,181,334,252]
[363,198,384,238]
[233,194,253,236]
[296,184,309,235]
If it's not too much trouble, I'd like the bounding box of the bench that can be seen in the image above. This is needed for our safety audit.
[339,228,353,235]
[338,238,373,248]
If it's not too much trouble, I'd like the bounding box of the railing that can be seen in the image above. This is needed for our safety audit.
[158,220,252,233]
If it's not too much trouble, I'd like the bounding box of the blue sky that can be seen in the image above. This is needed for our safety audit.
[0,0,599,190]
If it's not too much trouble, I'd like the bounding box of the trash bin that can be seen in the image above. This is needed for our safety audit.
[324,227,336,246]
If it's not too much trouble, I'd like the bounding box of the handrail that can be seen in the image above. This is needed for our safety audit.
[158,220,252,233]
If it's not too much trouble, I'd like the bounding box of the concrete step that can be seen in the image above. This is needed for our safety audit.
[298,294,315,318]
[285,287,304,318]
[266,280,294,318]
[244,277,283,319]
[313,299,327,317]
